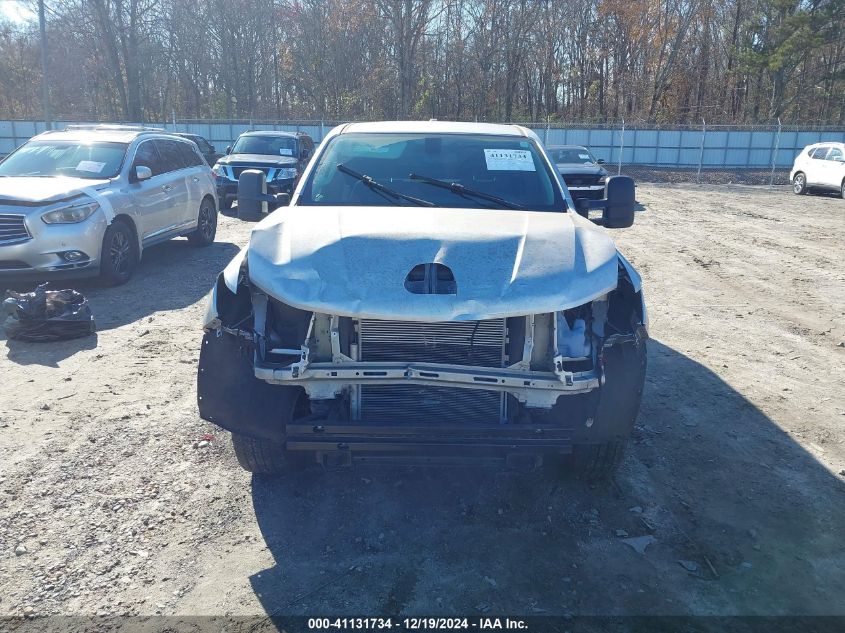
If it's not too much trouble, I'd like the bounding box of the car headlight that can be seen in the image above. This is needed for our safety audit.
[42,201,99,224]
[275,168,298,180]
[212,164,226,178]
[598,175,608,184]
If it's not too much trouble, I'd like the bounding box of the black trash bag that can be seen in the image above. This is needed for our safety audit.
[2,283,96,342]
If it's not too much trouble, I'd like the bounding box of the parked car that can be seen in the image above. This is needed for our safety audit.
[547,145,609,203]
[212,130,315,213]
[197,121,646,478]
[0,124,217,285]
[790,143,845,198]
[175,132,222,167]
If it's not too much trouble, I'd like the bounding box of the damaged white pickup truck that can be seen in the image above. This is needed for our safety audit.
[197,121,647,477]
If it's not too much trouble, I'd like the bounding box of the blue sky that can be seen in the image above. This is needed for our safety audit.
[1,0,36,23]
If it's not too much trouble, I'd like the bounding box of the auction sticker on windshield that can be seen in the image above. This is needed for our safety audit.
[76,160,106,173]
[483,149,535,171]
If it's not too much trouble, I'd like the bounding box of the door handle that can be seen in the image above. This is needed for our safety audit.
[162,184,173,192]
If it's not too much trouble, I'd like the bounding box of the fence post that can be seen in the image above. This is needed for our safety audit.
[544,115,549,145]
[769,118,782,188]
[320,120,324,142]
[696,119,706,183]
[171,110,176,130]
[618,118,624,175]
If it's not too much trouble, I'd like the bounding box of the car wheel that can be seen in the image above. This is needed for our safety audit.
[841,179,844,200]
[570,441,628,480]
[792,172,807,195]
[231,433,301,474]
[100,220,138,285]
[187,197,217,247]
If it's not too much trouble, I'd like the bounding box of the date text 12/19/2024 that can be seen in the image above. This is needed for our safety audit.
[307,618,529,630]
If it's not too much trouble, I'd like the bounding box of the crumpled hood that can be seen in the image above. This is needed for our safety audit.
[0,177,108,205]
[216,154,297,168]
[245,206,620,321]
[555,164,608,177]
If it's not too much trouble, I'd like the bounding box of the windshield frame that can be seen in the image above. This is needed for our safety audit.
[294,131,569,212]
[0,139,129,180]
[231,134,299,157]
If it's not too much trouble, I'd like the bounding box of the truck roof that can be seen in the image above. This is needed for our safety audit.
[339,121,533,138]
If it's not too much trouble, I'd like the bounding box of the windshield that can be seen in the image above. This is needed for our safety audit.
[232,135,298,156]
[548,147,597,165]
[298,133,565,211]
[0,140,127,179]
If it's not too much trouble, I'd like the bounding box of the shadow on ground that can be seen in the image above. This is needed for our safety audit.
[2,238,239,366]
[247,339,845,618]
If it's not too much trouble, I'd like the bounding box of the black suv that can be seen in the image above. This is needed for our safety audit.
[212,131,315,210]
[547,145,609,202]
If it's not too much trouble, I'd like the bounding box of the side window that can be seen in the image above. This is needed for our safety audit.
[132,140,164,177]
[155,139,188,173]
[826,147,843,162]
[199,138,214,154]
[177,141,204,167]
[811,147,829,160]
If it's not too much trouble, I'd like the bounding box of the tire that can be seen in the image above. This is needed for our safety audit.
[232,433,292,474]
[571,441,627,480]
[792,172,807,195]
[99,220,138,285]
[840,179,844,200]
[187,197,217,247]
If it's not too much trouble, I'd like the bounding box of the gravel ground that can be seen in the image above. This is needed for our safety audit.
[621,166,794,185]
[1,184,844,623]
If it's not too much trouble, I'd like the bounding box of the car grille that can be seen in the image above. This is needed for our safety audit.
[562,175,603,187]
[231,166,270,180]
[0,214,30,246]
[357,318,507,424]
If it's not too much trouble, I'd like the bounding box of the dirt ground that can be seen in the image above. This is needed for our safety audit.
[1,184,844,622]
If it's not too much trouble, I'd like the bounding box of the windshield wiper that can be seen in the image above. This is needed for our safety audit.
[409,172,524,210]
[337,164,435,207]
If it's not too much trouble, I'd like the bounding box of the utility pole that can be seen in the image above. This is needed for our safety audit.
[38,0,52,130]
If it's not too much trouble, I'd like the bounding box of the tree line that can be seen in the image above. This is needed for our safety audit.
[0,0,843,125]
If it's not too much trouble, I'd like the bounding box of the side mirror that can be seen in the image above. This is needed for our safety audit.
[135,165,152,182]
[225,146,232,155]
[601,176,635,228]
[596,158,606,165]
[237,171,291,218]
[573,176,636,228]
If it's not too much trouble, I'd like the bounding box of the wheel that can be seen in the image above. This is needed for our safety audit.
[231,433,292,474]
[571,441,627,480]
[840,179,844,199]
[792,172,807,195]
[187,197,217,246]
[100,220,138,285]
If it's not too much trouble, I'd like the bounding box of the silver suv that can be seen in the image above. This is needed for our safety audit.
[0,125,218,285]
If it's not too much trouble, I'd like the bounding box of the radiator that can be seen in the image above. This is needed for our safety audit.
[356,319,507,423]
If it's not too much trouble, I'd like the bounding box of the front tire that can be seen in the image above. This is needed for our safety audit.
[232,433,291,474]
[100,220,138,285]
[187,197,217,247]
[793,172,807,195]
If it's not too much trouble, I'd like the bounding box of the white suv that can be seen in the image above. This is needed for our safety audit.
[790,142,845,198]
[0,125,218,285]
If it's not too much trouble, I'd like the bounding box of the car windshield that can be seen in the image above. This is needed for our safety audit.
[0,140,127,179]
[232,135,298,156]
[549,147,596,165]
[298,132,565,211]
